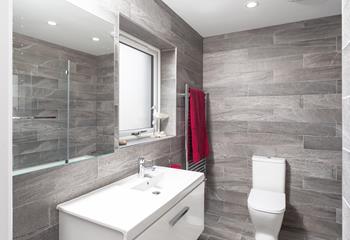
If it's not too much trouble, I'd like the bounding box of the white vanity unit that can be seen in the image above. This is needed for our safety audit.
[57,167,205,240]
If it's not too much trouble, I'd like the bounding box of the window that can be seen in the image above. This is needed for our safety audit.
[119,32,160,138]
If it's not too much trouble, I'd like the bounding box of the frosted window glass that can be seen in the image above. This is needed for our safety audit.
[119,43,153,131]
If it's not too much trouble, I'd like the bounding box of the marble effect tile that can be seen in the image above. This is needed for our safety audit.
[204,15,342,240]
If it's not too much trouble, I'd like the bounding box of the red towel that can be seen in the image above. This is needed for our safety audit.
[188,88,210,163]
[169,163,182,169]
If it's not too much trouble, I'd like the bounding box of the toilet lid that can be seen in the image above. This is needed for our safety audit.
[248,189,286,214]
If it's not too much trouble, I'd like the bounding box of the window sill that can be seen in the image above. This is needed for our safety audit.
[118,135,175,149]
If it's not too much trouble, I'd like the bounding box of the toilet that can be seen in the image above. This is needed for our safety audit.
[248,156,286,240]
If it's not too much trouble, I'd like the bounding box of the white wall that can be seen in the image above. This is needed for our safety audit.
[0,0,12,239]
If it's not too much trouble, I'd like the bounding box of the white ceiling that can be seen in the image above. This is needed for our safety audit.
[13,0,114,56]
[162,0,341,37]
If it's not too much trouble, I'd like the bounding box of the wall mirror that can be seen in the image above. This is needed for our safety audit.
[13,0,116,174]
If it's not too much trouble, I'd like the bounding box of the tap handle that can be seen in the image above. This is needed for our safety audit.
[138,157,145,165]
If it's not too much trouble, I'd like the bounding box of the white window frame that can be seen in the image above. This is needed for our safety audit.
[119,31,161,139]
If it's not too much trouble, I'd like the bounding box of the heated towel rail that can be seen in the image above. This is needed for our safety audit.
[179,84,208,174]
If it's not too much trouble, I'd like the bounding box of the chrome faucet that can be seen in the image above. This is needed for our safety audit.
[138,157,145,178]
[138,157,155,178]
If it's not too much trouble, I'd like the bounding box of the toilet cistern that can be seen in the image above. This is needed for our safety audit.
[248,155,286,240]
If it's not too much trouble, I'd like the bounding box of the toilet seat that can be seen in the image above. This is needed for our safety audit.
[248,189,286,214]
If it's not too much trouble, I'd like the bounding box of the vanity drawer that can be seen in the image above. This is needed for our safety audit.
[135,182,205,240]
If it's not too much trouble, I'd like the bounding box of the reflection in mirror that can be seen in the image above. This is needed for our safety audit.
[13,0,115,174]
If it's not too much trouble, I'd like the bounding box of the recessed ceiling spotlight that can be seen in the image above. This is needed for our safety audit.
[47,21,57,26]
[246,1,259,8]
[92,37,100,42]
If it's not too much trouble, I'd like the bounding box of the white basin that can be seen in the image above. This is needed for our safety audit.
[123,170,165,192]
[57,166,205,240]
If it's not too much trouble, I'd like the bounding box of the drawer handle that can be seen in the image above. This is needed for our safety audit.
[169,207,190,227]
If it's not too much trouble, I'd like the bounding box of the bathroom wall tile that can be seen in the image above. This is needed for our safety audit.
[13,200,51,238]
[13,131,38,144]
[247,122,336,137]
[304,15,341,27]
[198,234,210,240]
[210,132,303,147]
[272,109,341,123]
[302,94,342,109]
[209,121,248,133]
[303,51,341,68]
[209,95,302,113]
[205,86,249,97]
[288,188,341,208]
[336,207,342,224]
[15,225,59,240]
[302,177,341,194]
[293,204,337,223]
[337,37,342,53]
[210,108,271,122]
[97,147,141,179]
[142,138,172,160]
[160,49,177,135]
[304,136,342,151]
[248,38,336,60]
[303,216,341,238]
[203,217,245,240]
[205,52,303,75]
[273,23,341,44]
[204,29,273,53]
[247,80,338,97]
[218,216,254,237]
[279,227,305,240]
[204,15,342,240]
[274,66,341,83]
[13,159,98,208]
[181,66,203,88]
[204,70,273,89]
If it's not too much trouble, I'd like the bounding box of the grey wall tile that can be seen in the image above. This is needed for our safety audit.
[247,80,337,97]
[209,121,248,133]
[247,122,336,137]
[304,136,342,151]
[204,15,342,240]
[274,23,341,44]
[274,66,341,82]
[302,94,342,109]
[289,188,341,208]
[303,51,341,68]
[13,1,203,239]
[303,177,341,194]
[13,200,51,238]
[272,109,341,123]
[248,38,336,60]
[303,215,341,238]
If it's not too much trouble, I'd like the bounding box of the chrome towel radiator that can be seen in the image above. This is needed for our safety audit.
[179,84,207,174]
